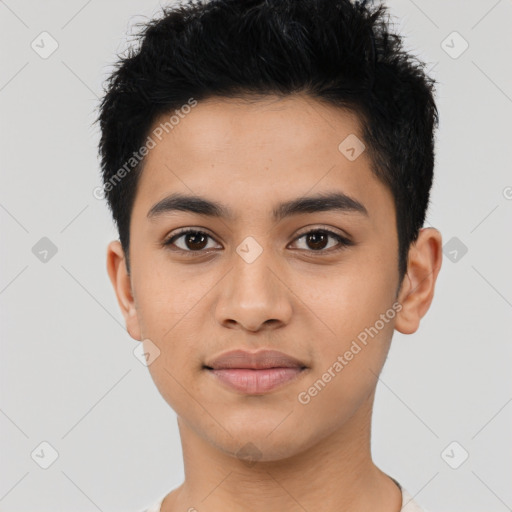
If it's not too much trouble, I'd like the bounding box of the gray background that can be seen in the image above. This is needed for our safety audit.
[1,1,511,511]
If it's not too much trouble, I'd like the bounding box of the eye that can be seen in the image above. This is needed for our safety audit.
[162,227,353,255]
[163,228,221,253]
[289,228,353,253]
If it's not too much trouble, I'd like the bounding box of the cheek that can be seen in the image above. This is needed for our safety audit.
[141,308,204,416]
[300,255,398,389]
[305,262,397,343]
[132,260,207,334]
[131,265,208,389]
[296,287,396,423]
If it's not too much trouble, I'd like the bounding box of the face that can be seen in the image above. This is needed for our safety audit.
[107,94,430,462]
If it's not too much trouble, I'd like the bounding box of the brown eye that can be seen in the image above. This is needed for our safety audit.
[291,229,353,253]
[305,231,329,250]
[163,227,352,256]
[182,232,208,250]
[164,229,221,252]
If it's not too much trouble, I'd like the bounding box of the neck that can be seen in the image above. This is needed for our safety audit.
[162,390,402,512]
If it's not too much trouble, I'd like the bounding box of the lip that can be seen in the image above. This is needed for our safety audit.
[203,349,308,394]
[204,349,307,370]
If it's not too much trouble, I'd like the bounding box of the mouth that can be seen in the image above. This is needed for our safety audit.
[203,366,307,394]
[203,349,309,395]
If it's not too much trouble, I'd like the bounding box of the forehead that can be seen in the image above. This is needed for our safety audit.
[146,94,365,164]
[133,94,393,223]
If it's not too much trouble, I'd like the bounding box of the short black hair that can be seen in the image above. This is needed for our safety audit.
[96,0,439,286]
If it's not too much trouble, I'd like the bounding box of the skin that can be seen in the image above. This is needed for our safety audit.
[107,93,442,512]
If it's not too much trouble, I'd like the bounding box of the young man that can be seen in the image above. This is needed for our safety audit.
[97,0,442,510]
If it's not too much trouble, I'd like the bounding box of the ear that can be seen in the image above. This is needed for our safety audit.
[395,227,443,335]
[106,240,142,341]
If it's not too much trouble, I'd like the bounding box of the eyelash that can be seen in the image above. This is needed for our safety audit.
[162,227,353,256]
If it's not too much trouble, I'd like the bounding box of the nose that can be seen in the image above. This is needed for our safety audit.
[214,241,293,333]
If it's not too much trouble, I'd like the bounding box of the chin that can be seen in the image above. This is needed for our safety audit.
[209,424,313,464]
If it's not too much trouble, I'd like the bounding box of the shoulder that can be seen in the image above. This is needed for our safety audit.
[141,485,430,512]
[401,486,431,512]
[139,497,165,512]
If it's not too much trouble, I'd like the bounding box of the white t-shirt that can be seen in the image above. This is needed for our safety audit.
[141,479,430,512]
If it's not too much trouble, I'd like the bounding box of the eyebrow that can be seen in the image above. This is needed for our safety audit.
[147,191,368,222]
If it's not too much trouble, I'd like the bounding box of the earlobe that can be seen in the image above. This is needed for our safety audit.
[394,228,443,335]
[106,240,142,341]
